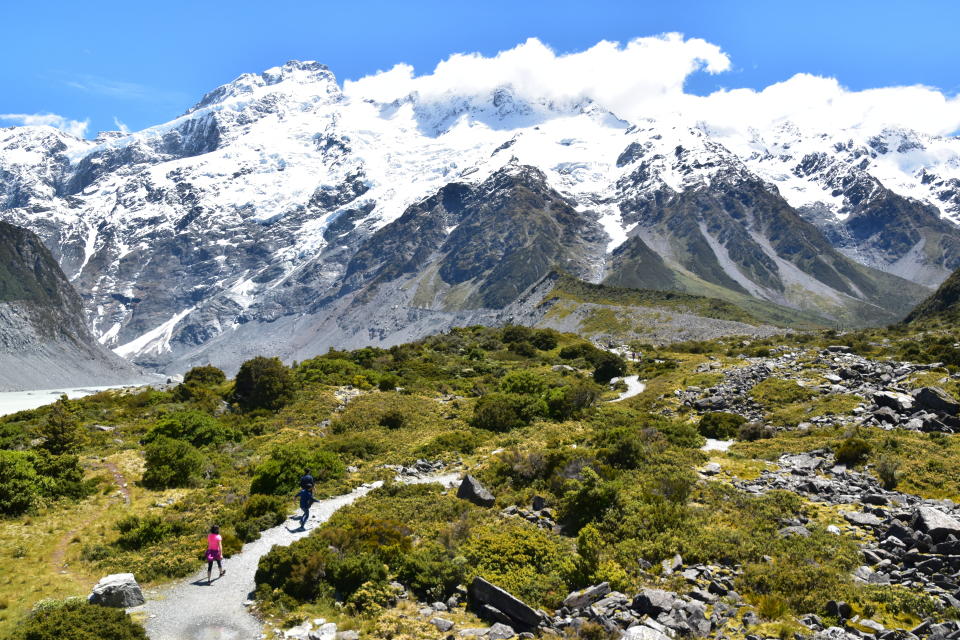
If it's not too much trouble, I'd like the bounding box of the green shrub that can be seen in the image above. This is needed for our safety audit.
[394,543,467,601]
[0,450,40,515]
[559,342,603,362]
[461,520,575,608]
[499,370,549,396]
[876,456,900,490]
[233,356,296,412]
[250,442,344,495]
[183,365,226,386]
[141,436,204,489]
[378,409,406,430]
[470,393,544,432]
[501,325,533,344]
[698,412,747,439]
[559,467,620,532]
[325,435,386,460]
[10,598,147,640]
[592,352,627,384]
[544,381,601,421]
[835,437,871,466]
[115,514,185,550]
[145,411,237,448]
[530,329,559,351]
[507,341,537,357]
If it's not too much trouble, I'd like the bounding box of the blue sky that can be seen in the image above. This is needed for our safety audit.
[2,0,959,137]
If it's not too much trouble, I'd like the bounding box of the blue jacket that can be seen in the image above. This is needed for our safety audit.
[297,488,317,510]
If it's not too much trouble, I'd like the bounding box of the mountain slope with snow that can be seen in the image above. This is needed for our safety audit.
[0,60,956,372]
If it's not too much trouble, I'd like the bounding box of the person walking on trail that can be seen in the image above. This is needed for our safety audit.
[296,484,319,530]
[205,524,226,585]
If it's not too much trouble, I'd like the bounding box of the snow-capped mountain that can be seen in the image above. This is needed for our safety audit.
[0,60,957,373]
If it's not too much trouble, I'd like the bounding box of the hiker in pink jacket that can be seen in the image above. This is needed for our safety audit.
[205,524,226,585]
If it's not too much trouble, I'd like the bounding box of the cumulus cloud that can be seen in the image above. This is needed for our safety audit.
[0,112,89,138]
[344,34,960,137]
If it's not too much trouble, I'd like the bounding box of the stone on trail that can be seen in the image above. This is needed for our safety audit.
[912,506,960,543]
[457,475,496,507]
[88,573,145,607]
[468,577,541,629]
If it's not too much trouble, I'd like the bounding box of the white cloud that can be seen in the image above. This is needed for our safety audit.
[113,116,130,134]
[0,112,89,138]
[344,34,960,137]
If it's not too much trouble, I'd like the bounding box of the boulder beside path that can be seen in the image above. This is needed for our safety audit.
[89,573,145,607]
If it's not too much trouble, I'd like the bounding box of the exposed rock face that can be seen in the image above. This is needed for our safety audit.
[911,506,960,543]
[0,221,141,390]
[88,573,145,608]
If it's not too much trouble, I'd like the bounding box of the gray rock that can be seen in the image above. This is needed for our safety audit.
[458,475,495,508]
[912,506,960,543]
[334,632,359,640]
[468,577,540,629]
[631,589,677,616]
[913,387,960,415]
[431,618,455,632]
[873,391,914,412]
[843,511,883,527]
[563,582,611,610]
[622,626,673,640]
[487,623,516,640]
[88,573,145,607]
[778,525,811,538]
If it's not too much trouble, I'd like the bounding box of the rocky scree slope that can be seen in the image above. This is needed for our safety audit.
[0,220,140,389]
[0,61,956,372]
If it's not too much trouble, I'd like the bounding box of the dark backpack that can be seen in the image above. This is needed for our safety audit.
[300,475,314,490]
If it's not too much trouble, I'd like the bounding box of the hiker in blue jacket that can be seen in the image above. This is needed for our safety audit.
[295,483,318,530]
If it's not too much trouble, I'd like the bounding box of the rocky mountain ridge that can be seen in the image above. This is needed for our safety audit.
[0,60,958,372]
[0,220,142,390]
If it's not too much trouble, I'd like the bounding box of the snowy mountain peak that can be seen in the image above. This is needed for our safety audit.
[186,59,340,115]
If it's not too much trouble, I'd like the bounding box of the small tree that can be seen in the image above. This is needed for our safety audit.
[38,395,85,455]
[141,436,204,489]
[592,352,627,384]
[232,356,296,411]
[182,365,226,386]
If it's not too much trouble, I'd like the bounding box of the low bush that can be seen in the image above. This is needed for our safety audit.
[470,393,544,432]
[835,437,871,466]
[10,598,147,640]
[530,329,559,351]
[698,412,747,439]
[141,436,204,489]
[144,410,237,448]
[115,514,185,551]
[592,352,627,384]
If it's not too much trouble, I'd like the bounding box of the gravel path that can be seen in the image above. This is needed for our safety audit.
[131,473,460,640]
[610,375,646,402]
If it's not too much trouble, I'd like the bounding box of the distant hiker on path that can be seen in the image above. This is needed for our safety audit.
[296,483,319,530]
[205,524,225,585]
